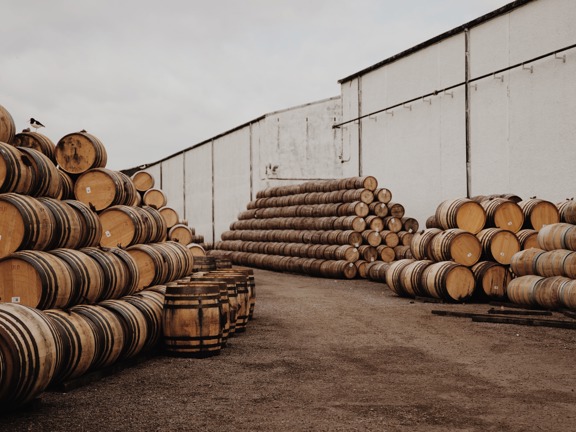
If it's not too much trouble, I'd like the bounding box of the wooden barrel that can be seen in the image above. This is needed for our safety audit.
[470,261,511,299]
[506,275,544,307]
[361,230,382,247]
[81,247,133,300]
[49,248,105,305]
[394,245,413,260]
[429,228,482,266]
[0,250,74,309]
[333,215,366,232]
[336,230,363,247]
[205,271,250,330]
[37,197,83,250]
[56,169,74,199]
[158,206,180,229]
[537,223,576,251]
[435,198,486,234]
[163,283,223,357]
[516,229,539,250]
[397,231,414,246]
[369,202,389,217]
[481,198,524,233]
[373,187,392,204]
[98,205,148,248]
[0,142,34,195]
[535,249,576,278]
[19,147,61,198]
[155,241,194,281]
[365,261,389,282]
[557,200,576,224]
[131,170,155,193]
[382,216,403,233]
[0,193,55,257]
[0,303,61,411]
[421,261,475,301]
[143,188,167,209]
[74,168,134,211]
[380,230,399,247]
[476,228,520,265]
[386,259,415,297]
[0,104,16,144]
[410,228,441,260]
[509,248,546,276]
[123,288,164,353]
[187,243,207,256]
[13,131,56,163]
[387,202,405,219]
[64,199,103,248]
[168,223,194,245]
[376,245,396,262]
[401,260,432,297]
[141,205,168,243]
[126,244,168,290]
[401,217,419,233]
[44,308,97,383]
[187,276,236,340]
[71,304,125,370]
[558,279,576,311]
[533,276,570,310]
[425,215,440,229]
[55,131,107,175]
[100,299,149,360]
[364,215,384,232]
[358,245,378,262]
[518,198,560,231]
[337,201,369,217]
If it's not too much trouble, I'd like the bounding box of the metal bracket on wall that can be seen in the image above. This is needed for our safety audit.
[385,110,394,117]
[403,103,412,111]
[555,53,566,63]
[522,63,533,73]
[422,96,432,105]
[368,115,378,121]
[443,90,453,98]
[493,73,504,82]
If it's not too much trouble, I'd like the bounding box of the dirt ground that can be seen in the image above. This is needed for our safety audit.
[1,268,576,432]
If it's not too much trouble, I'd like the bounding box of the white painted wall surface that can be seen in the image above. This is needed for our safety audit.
[183,143,213,241]
[159,155,184,219]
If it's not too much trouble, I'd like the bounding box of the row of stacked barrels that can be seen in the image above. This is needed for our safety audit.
[212,175,420,279]
[384,194,567,303]
[508,217,576,311]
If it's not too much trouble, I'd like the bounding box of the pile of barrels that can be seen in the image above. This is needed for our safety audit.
[385,194,561,302]
[0,103,229,411]
[212,176,419,279]
[508,214,576,311]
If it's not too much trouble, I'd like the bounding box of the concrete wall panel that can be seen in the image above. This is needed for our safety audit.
[184,143,213,242]
[160,155,184,219]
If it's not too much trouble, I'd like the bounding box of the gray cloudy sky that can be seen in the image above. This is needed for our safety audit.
[2,0,510,170]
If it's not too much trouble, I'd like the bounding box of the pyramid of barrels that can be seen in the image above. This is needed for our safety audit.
[507,200,576,311]
[385,193,560,303]
[212,175,420,280]
[0,103,254,412]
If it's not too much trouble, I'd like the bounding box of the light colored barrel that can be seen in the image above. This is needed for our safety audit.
[435,198,486,234]
[519,198,560,231]
[410,228,441,260]
[516,229,539,250]
[37,197,83,250]
[470,261,511,299]
[386,259,415,297]
[143,188,168,209]
[98,205,147,248]
[56,131,107,175]
[131,170,155,192]
[535,249,576,278]
[537,223,576,251]
[558,279,576,310]
[534,276,570,310]
[506,275,544,307]
[429,228,482,266]
[509,248,546,276]
[19,147,61,198]
[476,228,520,265]
[0,250,74,309]
[481,198,524,233]
[159,206,180,229]
[0,104,16,144]
[74,168,134,211]
[13,131,56,163]
[0,303,61,410]
[64,199,103,248]
[421,261,475,301]
[401,259,432,297]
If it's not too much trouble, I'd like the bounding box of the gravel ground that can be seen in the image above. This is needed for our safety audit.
[1,268,576,431]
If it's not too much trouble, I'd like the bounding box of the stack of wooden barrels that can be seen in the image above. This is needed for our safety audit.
[0,103,247,411]
[384,194,560,303]
[211,176,419,280]
[507,203,576,311]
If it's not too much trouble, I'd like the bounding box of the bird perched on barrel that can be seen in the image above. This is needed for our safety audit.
[29,118,45,131]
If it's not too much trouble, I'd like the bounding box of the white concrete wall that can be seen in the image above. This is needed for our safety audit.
[341,0,576,225]
[159,155,185,219]
[184,143,213,239]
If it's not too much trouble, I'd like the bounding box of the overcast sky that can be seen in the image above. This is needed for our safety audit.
[2,0,511,170]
